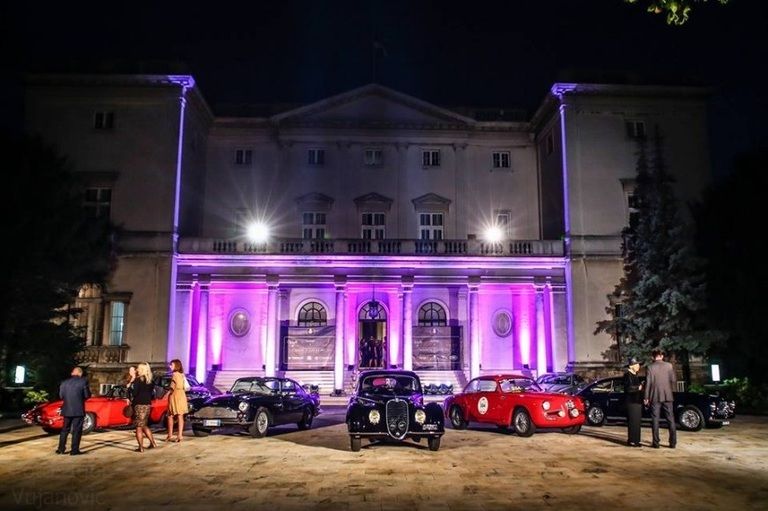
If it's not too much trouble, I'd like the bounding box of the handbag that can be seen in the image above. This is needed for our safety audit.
[183,375,191,392]
[122,404,134,418]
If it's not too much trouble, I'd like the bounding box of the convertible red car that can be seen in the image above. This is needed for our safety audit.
[22,385,168,435]
[443,374,586,436]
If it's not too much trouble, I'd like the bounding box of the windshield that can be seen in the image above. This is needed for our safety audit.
[230,379,279,395]
[498,378,542,393]
[360,375,421,396]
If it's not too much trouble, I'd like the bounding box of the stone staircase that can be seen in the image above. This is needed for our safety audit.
[211,370,264,393]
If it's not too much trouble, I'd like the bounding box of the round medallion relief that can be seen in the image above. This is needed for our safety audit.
[229,309,251,337]
[492,310,513,337]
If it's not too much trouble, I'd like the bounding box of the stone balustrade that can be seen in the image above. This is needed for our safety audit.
[77,345,129,365]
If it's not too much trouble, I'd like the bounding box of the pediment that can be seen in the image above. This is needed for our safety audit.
[353,192,394,212]
[272,84,475,128]
[411,193,452,211]
[295,192,335,212]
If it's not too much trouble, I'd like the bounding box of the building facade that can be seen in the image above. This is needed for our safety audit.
[24,76,711,393]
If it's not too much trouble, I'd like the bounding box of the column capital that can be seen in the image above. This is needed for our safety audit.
[176,282,195,292]
[401,275,414,291]
[467,276,481,291]
[266,274,280,288]
[334,275,347,291]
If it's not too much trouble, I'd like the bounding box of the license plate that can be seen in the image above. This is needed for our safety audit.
[203,419,220,427]
[722,421,730,425]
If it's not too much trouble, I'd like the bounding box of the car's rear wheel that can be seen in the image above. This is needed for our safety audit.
[249,408,270,438]
[42,427,58,435]
[81,412,96,435]
[192,427,210,437]
[562,425,582,434]
[512,408,536,437]
[678,405,704,431]
[586,405,606,426]
[449,405,467,430]
[350,436,362,452]
[427,436,441,451]
[297,407,313,430]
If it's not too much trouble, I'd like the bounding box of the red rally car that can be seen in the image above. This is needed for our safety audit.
[443,374,585,436]
[23,385,168,435]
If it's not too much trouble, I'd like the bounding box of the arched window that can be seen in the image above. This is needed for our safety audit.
[359,301,387,320]
[298,302,327,326]
[418,302,447,326]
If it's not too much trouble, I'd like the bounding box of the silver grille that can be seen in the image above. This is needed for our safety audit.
[194,407,238,419]
[385,399,409,440]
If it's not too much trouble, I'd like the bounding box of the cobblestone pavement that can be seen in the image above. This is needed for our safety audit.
[1,408,766,511]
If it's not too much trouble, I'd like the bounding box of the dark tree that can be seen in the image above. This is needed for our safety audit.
[694,149,768,384]
[0,134,114,396]
[596,128,718,381]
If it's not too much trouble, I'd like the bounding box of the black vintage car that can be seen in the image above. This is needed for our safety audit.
[576,376,736,431]
[346,370,444,452]
[153,372,219,413]
[190,377,320,438]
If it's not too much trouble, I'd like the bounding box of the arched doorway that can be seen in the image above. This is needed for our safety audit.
[358,301,387,368]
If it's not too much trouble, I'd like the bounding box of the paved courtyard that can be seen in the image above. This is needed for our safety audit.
[1,407,766,511]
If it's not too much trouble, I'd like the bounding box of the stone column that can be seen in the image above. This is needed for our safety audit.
[535,284,547,377]
[265,276,279,377]
[168,283,194,371]
[195,280,210,384]
[334,276,347,393]
[402,276,414,371]
[469,277,480,379]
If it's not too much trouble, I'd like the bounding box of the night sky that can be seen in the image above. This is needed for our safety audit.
[2,0,767,178]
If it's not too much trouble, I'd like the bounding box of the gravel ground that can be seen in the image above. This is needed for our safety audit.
[0,408,766,511]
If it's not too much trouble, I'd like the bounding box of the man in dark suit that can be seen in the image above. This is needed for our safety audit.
[56,366,91,455]
[644,349,677,449]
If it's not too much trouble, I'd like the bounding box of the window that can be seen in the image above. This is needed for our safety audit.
[235,149,253,165]
[93,111,114,130]
[84,187,112,219]
[361,213,385,239]
[546,133,554,155]
[302,212,326,239]
[418,213,443,240]
[364,148,383,166]
[108,301,126,346]
[308,149,325,166]
[625,120,646,140]
[418,302,447,326]
[492,151,511,169]
[422,150,441,168]
[478,380,498,392]
[298,301,327,326]
[495,210,511,238]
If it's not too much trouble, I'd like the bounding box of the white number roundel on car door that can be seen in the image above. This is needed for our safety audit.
[478,396,489,415]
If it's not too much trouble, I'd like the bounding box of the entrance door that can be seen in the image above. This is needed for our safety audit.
[358,301,387,369]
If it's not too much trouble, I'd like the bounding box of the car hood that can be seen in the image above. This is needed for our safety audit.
[201,393,269,408]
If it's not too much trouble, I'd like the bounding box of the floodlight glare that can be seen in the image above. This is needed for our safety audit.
[246,222,270,243]
[484,226,503,243]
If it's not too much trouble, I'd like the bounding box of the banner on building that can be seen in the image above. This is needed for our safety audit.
[281,326,335,370]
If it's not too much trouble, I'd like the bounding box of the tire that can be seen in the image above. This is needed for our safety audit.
[512,408,536,437]
[678,405,704,432]
[427,436,441,451]
[350,436,362,452]
[562,425,582,435]
[249,408,270,438]
[81,412,96,435]
[449,405,467,430]
[42,427,59,435]
[586,406,606,427]
[297,407,313,431]
[192,427,210,437]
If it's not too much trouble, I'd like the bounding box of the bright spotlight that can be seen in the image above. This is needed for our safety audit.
[246,222,270,243]
[484,226,504,243]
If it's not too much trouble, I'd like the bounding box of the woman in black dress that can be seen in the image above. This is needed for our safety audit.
[132,363,158,452]
[624,357,644,447]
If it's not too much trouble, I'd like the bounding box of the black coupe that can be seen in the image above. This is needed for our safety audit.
[190,377,320,438]
[346,370,444,452]
[576,376,736,431]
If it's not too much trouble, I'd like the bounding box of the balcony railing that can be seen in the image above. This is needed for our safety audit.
[77,345,129,365]
[179,238,564,257]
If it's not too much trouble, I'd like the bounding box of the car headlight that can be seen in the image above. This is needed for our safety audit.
[414,409,426,425]
[565,400,575,409]
[54,408,62,415]
[542,401,551,411]
[569,409,580,418]
[238,401,249,412]
[368,409,381,424]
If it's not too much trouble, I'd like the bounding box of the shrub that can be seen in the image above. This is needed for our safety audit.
[23,389,50,406]
[719,377,768,414]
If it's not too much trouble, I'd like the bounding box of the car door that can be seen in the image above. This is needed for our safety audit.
[606,378,627,419]
[280,379,305,423]
[471,379,499,424]
[461,379,482,421]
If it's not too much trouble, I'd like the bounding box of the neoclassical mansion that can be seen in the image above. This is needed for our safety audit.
[24,75,711,393]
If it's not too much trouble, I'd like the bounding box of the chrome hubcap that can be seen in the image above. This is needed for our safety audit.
[451,408,461,425]
[514,413,529,431]
[681,410,700,428]
[257,413,268,432]
[589,408,603,423]
[82,415,92,431]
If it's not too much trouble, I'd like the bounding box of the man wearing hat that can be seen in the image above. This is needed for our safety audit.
[623,357,644,447]
[644,349,677,448]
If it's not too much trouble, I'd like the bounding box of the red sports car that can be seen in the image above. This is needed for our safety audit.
[22,385,168,435]
[443,374,585,436]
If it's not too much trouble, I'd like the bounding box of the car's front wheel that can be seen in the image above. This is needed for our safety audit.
[512,408,536,437]
[562,425,582,434]
[678,405,704,431]
[82,412,96,435]
[249,408,270,438]
[427,436,441,451]
[192,427,210,437]
[350,436,362,452]
[449,405,467,430]
[297,407,313,430]
[586,405,606,426]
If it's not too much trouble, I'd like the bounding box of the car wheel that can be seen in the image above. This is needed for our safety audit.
[512,408,536,437]
[42,427,59,435]
[562,425,582,434]
[449,405,467,430]
[586,406,606,426]
[678,405,704,431]
[249,408,270,438]
[297,407,313,430]
[192,427,210,437]
[427,436,441,451]
[350,436,362,452]
[82,412,96,435]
